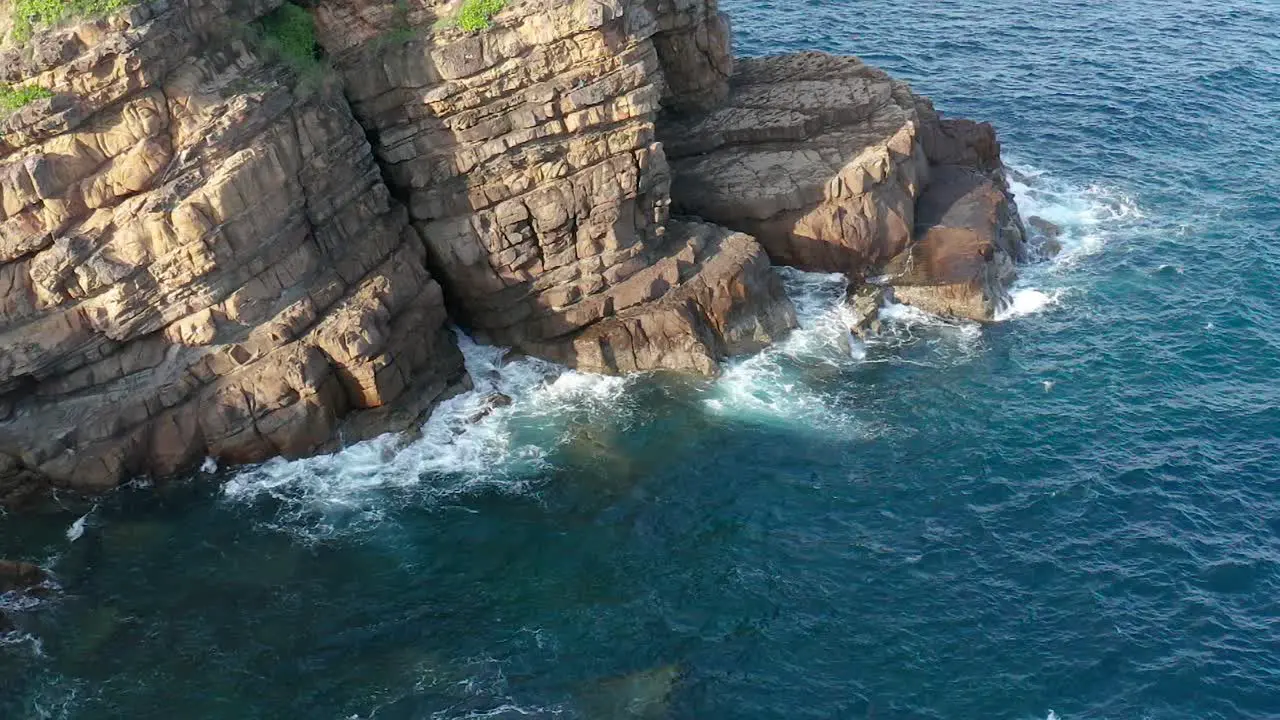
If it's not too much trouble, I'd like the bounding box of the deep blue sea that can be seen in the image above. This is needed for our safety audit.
[3,0,1279,717]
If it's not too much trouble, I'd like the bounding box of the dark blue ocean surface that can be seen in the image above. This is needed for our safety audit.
[3,0,1279,717]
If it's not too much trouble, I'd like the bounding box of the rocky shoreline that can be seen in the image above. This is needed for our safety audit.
[0,0,1029,508]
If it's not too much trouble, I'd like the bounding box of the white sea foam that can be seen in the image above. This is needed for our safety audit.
[995,287,1061,321]
[222,332,632,538]
[223,161,1125,536]
[707,269,866,434]
[65,512,88,543]
[998,159,1142,319]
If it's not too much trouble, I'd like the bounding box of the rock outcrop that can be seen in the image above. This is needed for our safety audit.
[880,165,1022,321]
[0,0,1027,505]
[312,0,793,367]
[0,0,465,504]
[0,559,46,594]
[664,53,926,274]
[664,51,1026,320]
[0,559,49,632]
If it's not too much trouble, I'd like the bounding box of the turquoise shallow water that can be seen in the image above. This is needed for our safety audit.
[3,0,1280,717]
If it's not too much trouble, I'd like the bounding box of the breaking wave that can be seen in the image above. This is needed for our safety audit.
[223,160,1123,538]
[999,159,1143,319]
[222,334,632,539]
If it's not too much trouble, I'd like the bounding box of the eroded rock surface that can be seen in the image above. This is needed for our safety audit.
[665,52,928,273]
[314,0,793,370]
[881,165,1022,321]
[0,0,465,505]
[534,219,796,374]
[0,0,1027,505]
[665,51,1026,320]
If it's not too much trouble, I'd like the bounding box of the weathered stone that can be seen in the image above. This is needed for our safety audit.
[0,0,466,505]
[665,52,928,274]
[845,282,887,338]
[315,0,796,365]
[1027,215,1064,257]
[1027,216,1062,239]
[0,0,1025,506]
[0,559,47,594]
[881,166,1022,321]
[531,219,796,375]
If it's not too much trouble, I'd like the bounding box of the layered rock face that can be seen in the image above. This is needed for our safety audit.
[0,0,465,505]
[0,0,1026,505]
[312,0,792,368]
[664,51,1026,319]
[665,53,927,274]
[881,165,1023,320]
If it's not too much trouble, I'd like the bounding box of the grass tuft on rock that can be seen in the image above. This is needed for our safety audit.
[0,84,53,112]
[10,0,133,42]
[456,0,506,32]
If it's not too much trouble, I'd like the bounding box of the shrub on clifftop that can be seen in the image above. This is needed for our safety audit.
[258,2,320,73]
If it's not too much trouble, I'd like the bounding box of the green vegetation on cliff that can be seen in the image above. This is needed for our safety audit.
[258,2,320,74]
[456,0,506,32]
[0,84,53,112]
[10,0,132,42]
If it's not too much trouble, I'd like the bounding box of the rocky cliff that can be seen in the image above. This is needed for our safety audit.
[0,0,1025,507]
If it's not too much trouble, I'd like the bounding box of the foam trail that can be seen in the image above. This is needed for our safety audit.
[707,269,867,433]
[223,332,630,538]
[998,158,1142,319]
[65,511,88,543]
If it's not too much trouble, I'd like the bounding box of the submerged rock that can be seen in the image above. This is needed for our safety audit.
[1027,215,1065,257]
[0,559,47,594]
[575,663,681,720]
[465,392,515,424]
[1027,215,1063,239]
[0,559,49,631]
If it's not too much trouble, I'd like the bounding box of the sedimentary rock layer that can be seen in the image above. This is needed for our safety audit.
[664,52,928,274]
[881,165,1022,321]
[665,51,1027,317]
[314,0,793,365]
[0,0,1026,506]
[0,0,465,506]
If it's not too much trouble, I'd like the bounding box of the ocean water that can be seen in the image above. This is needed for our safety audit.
[3,0,1279,717]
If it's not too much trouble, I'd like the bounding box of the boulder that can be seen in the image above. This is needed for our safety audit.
[1027,216,1063,239]
[1027,215,1064,257]
[912,94,1004,172]
[846,282,887,338]
[533,219,797,375]
[881,166,1023,321]
[665,52,928,274]
[0,559,47,594]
